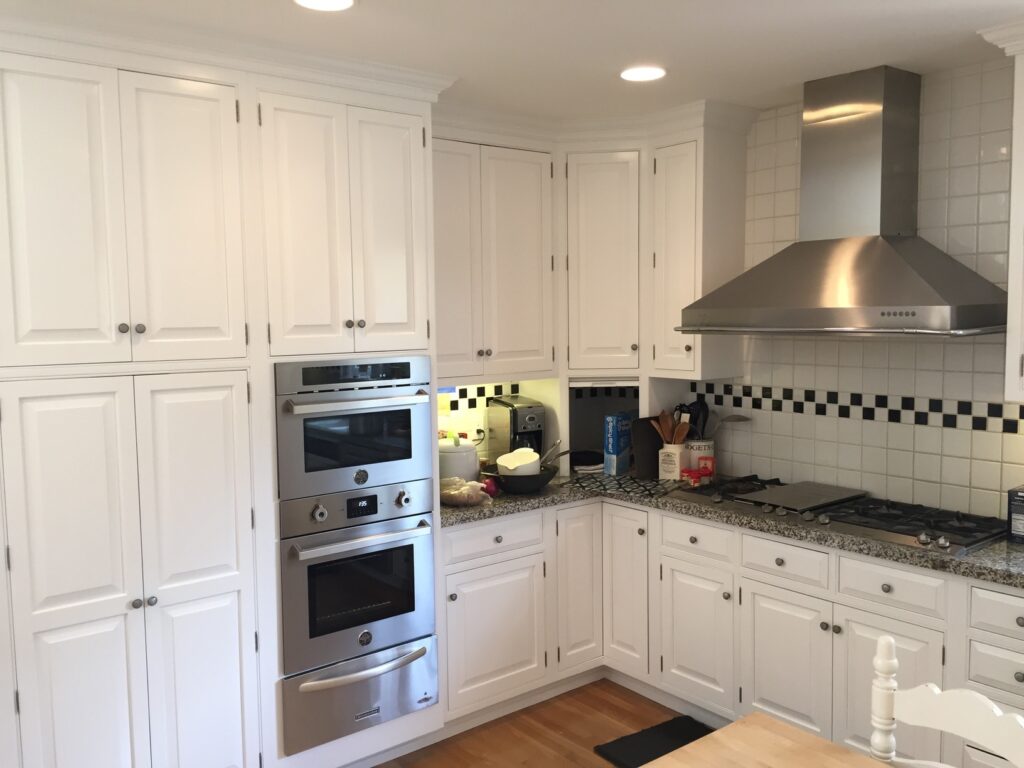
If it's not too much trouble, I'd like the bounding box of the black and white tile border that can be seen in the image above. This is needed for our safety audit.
[442,382,519,411]
[691,381,1022,434]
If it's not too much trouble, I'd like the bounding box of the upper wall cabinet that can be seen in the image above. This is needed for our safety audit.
[432,140,554,380]
[0,55,247,366]
[262,97,429,355]
[567,151,640,371]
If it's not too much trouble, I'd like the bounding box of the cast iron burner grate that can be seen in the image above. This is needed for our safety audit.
[567,474,678,498]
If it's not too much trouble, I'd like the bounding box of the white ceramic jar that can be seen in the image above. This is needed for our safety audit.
[438,438,480,480]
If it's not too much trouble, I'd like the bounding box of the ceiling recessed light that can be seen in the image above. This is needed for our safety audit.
[294,0,355,10]
[620,66,666,82]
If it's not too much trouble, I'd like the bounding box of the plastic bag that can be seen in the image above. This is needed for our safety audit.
[440,477,492,507]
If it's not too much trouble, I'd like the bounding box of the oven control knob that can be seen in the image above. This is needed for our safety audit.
[396,490,412,507]
[917,532,932,545]
[358,630,373,647]
[311,504,329,523]
[936,535,950,549]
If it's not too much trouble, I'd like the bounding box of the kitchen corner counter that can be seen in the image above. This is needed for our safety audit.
[440,478,1024,590]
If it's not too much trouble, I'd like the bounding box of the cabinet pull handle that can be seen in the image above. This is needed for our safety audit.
[345,320,355,329]
[494,535,503,544]
[722,592,731,601]
[1015,672,1024,684]
[820,621,830,631]
[356,319,366,328]
[881,583,893,594]
[832,624,843,634]
[485,349,493,356]
[1016,616,1024,628]
[448,593,458,602]
[774,557,785,567]
[134,323,147,334]
[118,323,130,334]
[130,598,144,610]
[146,596,158,607]
[477,349,485,357]
[689,536,698,544]
[684,344,693,352]
[638,528,646,536]
[631,343,639,351]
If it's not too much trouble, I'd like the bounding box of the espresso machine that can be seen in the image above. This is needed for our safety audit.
[487,395,545,457]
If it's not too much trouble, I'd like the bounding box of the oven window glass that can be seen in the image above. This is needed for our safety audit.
[303,409,412,472]
[307,545,415,638]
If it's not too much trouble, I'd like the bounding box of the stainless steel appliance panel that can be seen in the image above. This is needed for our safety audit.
[282,636,438,755]
[280,478,433,539]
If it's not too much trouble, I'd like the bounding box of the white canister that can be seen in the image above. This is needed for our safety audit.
[438,438,480,481]
[659,444,684,481]
[684,439,715,471]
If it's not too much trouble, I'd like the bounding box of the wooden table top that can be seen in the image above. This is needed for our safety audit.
[644,712,881,767]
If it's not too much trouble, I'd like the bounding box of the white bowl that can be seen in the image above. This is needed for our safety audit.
[496,448,540,476]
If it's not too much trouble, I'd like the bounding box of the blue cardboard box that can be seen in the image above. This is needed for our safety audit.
[604,411,636,476]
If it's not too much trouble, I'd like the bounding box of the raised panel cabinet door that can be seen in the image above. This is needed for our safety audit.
[832,605,943,762]
[0,53,131,366]
[348,107,428,352]
[568,151,639,370]
[653,141,698,372]
[133,371,257,768]
[602,504,648,675]
[556,503,603,671]
[445,553,547,713]
[260,93,354,356]
[480,146,554,376]
[433,139,484,378]
[660,556,735,717]
[120,72,246,361]
[739,579,833,739]
[0,377,150,768]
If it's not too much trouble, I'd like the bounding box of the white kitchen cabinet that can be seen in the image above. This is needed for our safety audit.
[260,92,354,356]
[739,578,833,739]
[556,504,603,671]
[119,72,246,362]
[0,372,257,768]
[567,151,640,370]
[445,553,547,713]
[603,504,648,675]
[660,555,735,717]
[0,54,131,366]
[348,106,429,352]
[831,605,942,762]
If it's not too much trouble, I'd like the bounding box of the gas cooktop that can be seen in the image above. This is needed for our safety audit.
[682,475,1005,556]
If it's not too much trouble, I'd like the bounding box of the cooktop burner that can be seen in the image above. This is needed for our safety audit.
[687,474,783,501]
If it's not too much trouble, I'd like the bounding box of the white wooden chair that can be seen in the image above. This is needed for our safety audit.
[871,635,1024,767]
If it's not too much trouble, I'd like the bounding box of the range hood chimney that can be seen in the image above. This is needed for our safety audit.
[677,66,1007,336]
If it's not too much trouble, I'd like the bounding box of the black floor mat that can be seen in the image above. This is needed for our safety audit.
[594,715,714,768]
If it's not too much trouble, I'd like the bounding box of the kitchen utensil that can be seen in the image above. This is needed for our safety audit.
[438,437,480,481]
[672,421,690,445]
[538,439,562,466]
[496,448,540,476]
[480,463,558,494]
[675,400,710,439]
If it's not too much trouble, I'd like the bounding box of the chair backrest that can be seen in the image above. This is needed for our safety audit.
[871,634,1024,767]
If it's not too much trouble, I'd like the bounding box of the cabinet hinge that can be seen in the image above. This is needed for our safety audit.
[251,508,255,529]
[653,252,656,269]
[557,647,560,662]
[235,99,240,123]
[565,162,568,179]
[1019,353,1022,378]
[566,254,569,271]
[258,754,263,768]
[659,563,663,581]
[555,520,559,536]
[244,323,249,345]
[738,586,742,605]
[13,690,18,715]
[544,651,548,668]
[653,344,656,361]
[255,632,259,653]
[422,127,426,147]
[942,645,946,666]
[738,686,742,703]
[660,655,664,672]
[550,161,553,178]
[257,103,263,126]
[427,319,430,339]
[552,346,555,363]
[246,382,251,403]
[551,254,554,271]
[267,323,271,344]
[4,545,9,571]
[543,561,546,578]
[654,157,657,174]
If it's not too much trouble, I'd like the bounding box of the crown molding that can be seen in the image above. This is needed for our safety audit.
[980,17,1024,56]
[0,19,455,102]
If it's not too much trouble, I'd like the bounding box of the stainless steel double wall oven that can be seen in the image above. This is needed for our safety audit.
[275,356,437,755]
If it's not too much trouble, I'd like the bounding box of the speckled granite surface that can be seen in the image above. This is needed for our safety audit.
[441,478,1024,590]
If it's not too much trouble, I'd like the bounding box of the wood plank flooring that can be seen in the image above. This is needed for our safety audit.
[376,679,678,767]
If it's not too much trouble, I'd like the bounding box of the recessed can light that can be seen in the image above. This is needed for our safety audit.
[294,0,355,10]
[620,66,666,82]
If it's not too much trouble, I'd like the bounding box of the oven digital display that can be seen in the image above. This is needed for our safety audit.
[347,495,378,519]
[301,362,411,387]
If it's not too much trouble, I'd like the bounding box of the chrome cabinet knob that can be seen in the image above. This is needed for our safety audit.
[477,349,485,357]
[494,535,503,544]
[134,323,146,334]
[689,536,698,544]
[832,624,843,634]
[881,583,893,594]
[684,344,693,352]
[722,592,731,601]
[345,320,355,329]
[631,343,638,351]
[448,593,457,602]
[146,596,158,607]
[118,323,130,334]
[130,598,144,610]
[820,621,830,632]
[485,349,493,356]
[311,504,328,523]
[775,557,785,567]
[1016,616,1024,628]
[1015,672,1024,684]
[357,319,366,328]
[638,528,646,536]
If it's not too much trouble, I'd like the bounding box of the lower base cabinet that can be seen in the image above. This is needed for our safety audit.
[445,553,547,713]
[603,504,648,675]
[556,504,603,671]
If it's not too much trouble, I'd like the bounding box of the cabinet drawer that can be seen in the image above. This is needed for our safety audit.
[741,535,828,589]
[969,641,1024,698]
[661,515,733,562]
[443,512,544,565]
[838,557,946,618]
[972,587,1024,641]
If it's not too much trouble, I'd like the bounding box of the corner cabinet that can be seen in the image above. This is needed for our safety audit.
[261,93,429,355]
[432,140,554,380]
[603,504,648,675]
[556,503,603,671]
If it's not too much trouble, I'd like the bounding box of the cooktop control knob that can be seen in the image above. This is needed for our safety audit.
[917,532,932,545]
[762,505,775,514]
[396,490,412,507]
[775,507,788,517]
[800,510,815,522]
[936,535,950,549]
[817,513,831,525]
[311,503,328,523]
[711,493,724,503]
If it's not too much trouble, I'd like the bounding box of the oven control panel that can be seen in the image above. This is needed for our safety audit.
[280,477,433,539]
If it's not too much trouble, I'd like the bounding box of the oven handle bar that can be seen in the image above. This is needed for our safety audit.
[285,393,429,415]
[293,524,431,561]
[297,645,429,693]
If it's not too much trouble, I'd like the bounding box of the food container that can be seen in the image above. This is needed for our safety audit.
[683,439,715,472]
[438,438,480,481]
[659,443,683,481]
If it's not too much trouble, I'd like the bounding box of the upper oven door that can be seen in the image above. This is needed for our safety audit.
[277,389,432,500]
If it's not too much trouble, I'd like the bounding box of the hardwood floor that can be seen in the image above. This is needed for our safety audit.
[376,680,678,767]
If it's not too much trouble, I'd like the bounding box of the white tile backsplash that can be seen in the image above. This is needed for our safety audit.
[712,58,1019,518]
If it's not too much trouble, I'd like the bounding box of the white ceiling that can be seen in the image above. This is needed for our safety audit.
[2,0,1021,119]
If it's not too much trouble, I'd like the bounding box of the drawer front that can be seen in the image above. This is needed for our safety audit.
[741,534,828,589]
[661,515,733,562]
[972,587,1024,641]
[969,641,1024,698]
[838,557,946,618]
[443,512,544,565]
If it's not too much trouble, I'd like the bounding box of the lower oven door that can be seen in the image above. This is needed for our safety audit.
[282,635,438,755]
[280,513,435,676]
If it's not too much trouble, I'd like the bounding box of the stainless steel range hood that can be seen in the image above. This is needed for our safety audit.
[677,66,1007,337]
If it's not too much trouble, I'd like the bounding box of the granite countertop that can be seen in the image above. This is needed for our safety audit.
[441,478,1024,590]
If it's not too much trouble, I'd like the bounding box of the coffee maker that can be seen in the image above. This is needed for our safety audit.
[487,395,545,457]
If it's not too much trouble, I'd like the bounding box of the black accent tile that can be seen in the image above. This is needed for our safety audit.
[477,386,486,397]
[733,396,743,407]
[957,401,972,415]
[862,407,875,420]
[850,393,863,406]
[783,388,793,400]
[1004,419,1019,434]
[805,390,816,403]
[901,396,914,410]
[714,395,724,406]
[450,401,460,411]
[815,403,827,416]
[742,386,752,397]
[752,398,762,409]
[494,384,503,396]
[928,399,942,413]
[827,391,839,404]
[914,411,928,425]
[705,383,715,394]
[724,384,733,395]
[467,398,477,409]
[793,401,805,414]
[989,403,1004,418]
[875,395,888,408]
[458,388,468,398]
[772,400,782,412]
[762,387,773,398]
[690,382,697,392]
[1020,404,1024,420]
[838,405,850,418]
[973,416,987,430]
[511,383,520,394]
[696,393,706,402]
[574,389,583,399]
[943,414,957,428]
[888,409,901,422]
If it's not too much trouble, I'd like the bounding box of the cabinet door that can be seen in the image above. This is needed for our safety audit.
[348,107,428,352]
[480,146,554,376]
[603,503,648,675]
[832,605,943,762]
[740,579,832,738]
[661,556,735,717]
[0,377,150,768]
[568,151,639,370]
[652,142,698,372]
[120,72,246,361]
[0,54,131,366]
[133,372,257,768]
[260,93,354,356]
[433,139,484,377]
[446,553,547,713]
[557,503,602,671]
